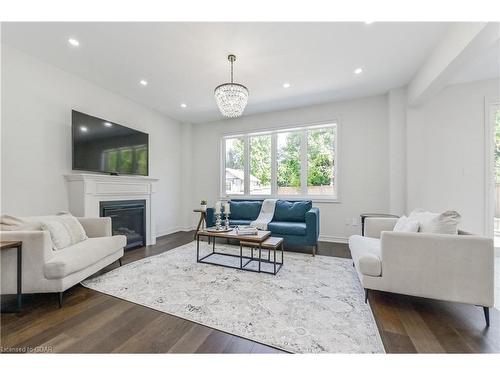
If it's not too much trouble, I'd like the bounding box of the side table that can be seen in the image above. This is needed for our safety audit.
[193,209,207,240]
[0,240,23,313]
[360,213,399,236]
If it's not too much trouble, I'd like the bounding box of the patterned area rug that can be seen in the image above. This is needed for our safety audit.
[82,241,385,353]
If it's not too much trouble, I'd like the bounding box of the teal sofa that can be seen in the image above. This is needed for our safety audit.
[206,200,320,255]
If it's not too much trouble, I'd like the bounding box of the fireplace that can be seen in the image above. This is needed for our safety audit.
[100,200,146,250]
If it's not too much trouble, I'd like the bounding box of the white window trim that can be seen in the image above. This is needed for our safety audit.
[220,120,340,203]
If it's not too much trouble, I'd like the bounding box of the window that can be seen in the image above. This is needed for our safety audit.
[224,137,245,195]
[221,123,337,199]
[249,134,272,195]
[277,131,301,195]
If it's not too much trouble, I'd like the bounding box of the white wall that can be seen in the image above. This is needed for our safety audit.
[406,78,499,234]
[388,87,407,215]
[190,95,390,242]
[1,44,185,236]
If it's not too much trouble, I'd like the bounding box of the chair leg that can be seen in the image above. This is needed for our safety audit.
[312,245,316,257]
[118,258,122,267]
[364,289,369,304]
[483,306,490,327]
[58,292,63,308]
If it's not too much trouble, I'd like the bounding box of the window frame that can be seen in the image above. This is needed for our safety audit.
[220,120,340,203]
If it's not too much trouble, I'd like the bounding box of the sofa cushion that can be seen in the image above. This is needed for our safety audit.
[229,219,252,226]
[348,235,382,277]
[229,201,262,220]
[44,235,126,279]
[268,221,307,236]
[273,200,312,222]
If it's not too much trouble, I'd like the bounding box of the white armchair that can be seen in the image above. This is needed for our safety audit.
[349,217,494,326]
[1,217,126,307]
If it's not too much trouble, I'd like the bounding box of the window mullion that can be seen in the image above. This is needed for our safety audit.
[271,133,277,197]
[244,136,250,196]
[300,130,308,196]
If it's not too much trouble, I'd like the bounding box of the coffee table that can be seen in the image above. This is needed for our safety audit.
[196,228,283,275]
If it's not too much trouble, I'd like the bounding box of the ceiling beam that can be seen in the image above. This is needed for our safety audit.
[407,22,500,107]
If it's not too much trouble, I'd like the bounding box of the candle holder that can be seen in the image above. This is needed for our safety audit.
[215,212,222,230]
[224,212,230,230]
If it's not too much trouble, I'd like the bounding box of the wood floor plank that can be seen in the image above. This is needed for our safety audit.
[195,330,234,353]
[167,323,214,353]
[112,313,193,353]
[2,230,498,354]
[395,299,446,353]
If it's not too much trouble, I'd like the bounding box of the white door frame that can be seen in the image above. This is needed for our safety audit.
[484,98,500,239]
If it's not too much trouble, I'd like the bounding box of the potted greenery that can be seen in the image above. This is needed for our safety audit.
[200,199,207,211]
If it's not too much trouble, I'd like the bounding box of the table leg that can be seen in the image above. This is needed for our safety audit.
[281,242,284,265]
[258,243,262,272]
[194,214,204,240]
[274,247,276,275]
[17,244,22,312]
[212,236,215,253]
[240,243,243,269]
[196,234,200,262]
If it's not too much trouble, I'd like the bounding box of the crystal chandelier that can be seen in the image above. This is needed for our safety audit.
[214,54,249,118]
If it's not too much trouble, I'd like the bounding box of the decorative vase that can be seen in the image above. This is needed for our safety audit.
[200,204,207,211]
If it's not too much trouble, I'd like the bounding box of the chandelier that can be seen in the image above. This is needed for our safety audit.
[214,54,249,118]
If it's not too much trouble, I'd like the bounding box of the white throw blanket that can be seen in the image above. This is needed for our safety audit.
[250,199,278,230]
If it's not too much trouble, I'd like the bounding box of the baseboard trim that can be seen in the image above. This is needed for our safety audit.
[157,228,349,244]
[319,235,349,244]
[156,226,196,238]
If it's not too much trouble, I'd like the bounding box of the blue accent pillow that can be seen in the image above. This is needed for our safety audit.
[273,200,312,222]
[229,200,262,220]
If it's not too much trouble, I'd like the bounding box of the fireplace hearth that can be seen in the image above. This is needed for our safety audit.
[100,200,146,250]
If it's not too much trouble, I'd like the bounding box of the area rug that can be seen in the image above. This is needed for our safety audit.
[82,241,385,353]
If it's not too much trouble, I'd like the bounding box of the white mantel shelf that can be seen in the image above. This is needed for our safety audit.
[64,173,159,245]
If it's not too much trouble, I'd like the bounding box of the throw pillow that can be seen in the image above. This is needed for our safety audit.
[393,215,420,233]
[408,208,461,234]
[41,220,73,250]
[39,214,88,250]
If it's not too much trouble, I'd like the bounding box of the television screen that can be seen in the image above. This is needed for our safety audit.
[72,110,149,176]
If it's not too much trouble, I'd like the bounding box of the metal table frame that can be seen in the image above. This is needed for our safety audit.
[196,232,283,275]
[1,241,22,313]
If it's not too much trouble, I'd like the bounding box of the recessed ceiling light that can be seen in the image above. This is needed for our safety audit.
[283,82,291,88]
[68,38,80,47]
[354,68,363,75]
[180,103,187,108]
[364,21,374,25]
[103,122,113,127]
[140,80,148,86]
[80,126,88,132]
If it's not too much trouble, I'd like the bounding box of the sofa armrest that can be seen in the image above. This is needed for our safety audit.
[305,207,320,244]
[380,231,494,307]
[1,230,54,293]
[205,208,215,228]
[77,217,112,238]
[364,217,398,238]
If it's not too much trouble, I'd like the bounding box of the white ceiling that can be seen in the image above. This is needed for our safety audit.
[2,22,451,123]
[448,38,500,86]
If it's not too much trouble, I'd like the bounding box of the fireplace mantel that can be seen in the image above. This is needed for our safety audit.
[64,173,159,245]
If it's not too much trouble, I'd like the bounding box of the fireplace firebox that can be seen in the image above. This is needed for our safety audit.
[100,200,146,250]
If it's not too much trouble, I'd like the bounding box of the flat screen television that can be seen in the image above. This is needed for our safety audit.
[72,110,149,176]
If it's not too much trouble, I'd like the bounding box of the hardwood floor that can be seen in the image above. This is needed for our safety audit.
[1,231,498,353]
